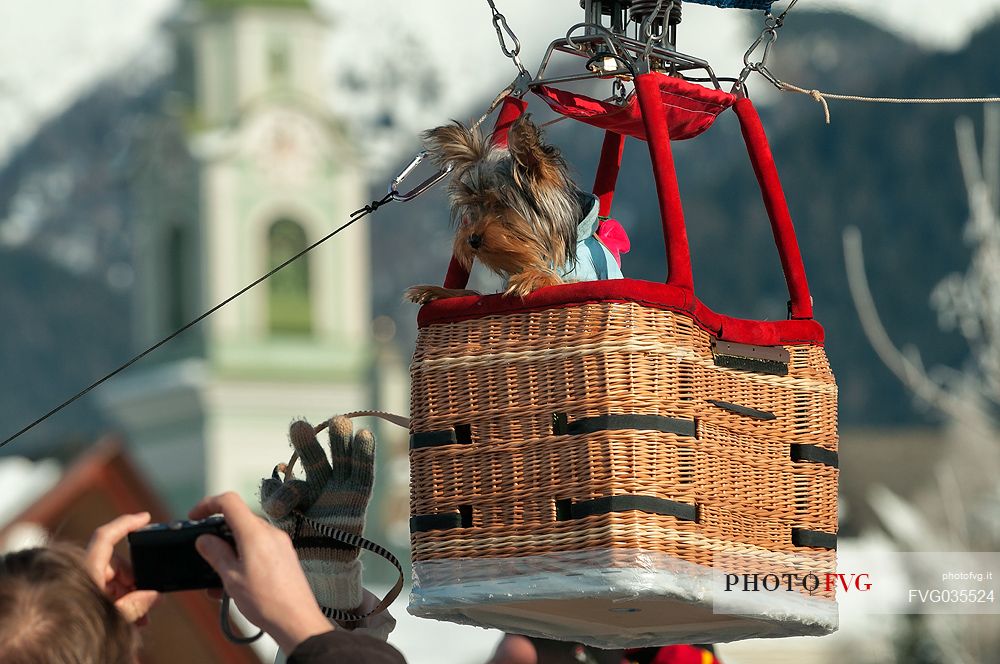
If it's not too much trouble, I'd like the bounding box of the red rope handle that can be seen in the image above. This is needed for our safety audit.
[633,74,813,318]
[733,97,814,319]
[593,130,626,218]
[635,73,695,291]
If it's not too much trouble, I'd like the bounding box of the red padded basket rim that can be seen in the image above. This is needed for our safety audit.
[432,74,821,348]
[417,279,824,346]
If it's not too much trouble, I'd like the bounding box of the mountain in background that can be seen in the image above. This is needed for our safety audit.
[0,71,170,454]
[0,10,995,453]
[0,247,128,456]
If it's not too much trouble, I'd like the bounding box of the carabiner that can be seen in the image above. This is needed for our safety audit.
[388,152,453,203]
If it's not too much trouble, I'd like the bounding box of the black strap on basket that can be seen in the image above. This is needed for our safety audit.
[792,528,837,550]
[552,413,696,438]
[707,400,776,421]
[790,443,838,468]
[410,424,473,449]
[559,495,698,523]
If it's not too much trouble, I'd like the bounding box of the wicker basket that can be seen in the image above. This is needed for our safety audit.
[407,74,838,648]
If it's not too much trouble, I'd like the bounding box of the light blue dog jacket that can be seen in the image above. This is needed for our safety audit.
[558,194,624,283]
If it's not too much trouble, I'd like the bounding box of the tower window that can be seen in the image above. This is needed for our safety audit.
[267,218,312,336]
[268,39,291,83]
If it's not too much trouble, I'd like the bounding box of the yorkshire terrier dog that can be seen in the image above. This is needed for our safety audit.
[405,115,626,304]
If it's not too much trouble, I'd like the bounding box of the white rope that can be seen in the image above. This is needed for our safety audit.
[779,81,1000,125]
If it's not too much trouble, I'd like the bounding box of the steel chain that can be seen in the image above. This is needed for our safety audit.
[639,0,666,61]
[738,0,800,90]
[485,0,528,75]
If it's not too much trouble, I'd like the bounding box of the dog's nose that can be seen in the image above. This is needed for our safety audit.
[469,234,483,250]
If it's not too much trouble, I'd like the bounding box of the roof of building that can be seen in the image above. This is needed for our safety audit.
[0,439,263,664]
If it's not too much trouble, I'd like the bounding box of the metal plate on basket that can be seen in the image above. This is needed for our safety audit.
[712,339,789,376]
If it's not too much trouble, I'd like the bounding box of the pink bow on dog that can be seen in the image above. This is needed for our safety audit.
[596,219,631,267]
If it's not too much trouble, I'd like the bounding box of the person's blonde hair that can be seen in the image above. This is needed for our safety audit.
[0,543,137,663]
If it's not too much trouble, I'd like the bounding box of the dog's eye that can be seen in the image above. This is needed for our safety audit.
[461,216,470,227]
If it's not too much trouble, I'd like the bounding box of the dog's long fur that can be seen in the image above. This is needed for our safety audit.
[406,116,583,303]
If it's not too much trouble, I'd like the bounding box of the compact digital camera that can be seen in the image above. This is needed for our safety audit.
[128,516,234,592]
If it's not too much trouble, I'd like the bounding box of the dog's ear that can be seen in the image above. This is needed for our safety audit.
[422,122,487,170]
[508,114,566,188]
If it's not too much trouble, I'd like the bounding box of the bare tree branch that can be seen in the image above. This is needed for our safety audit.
[842,226,967,419]
[853,108,1000,663]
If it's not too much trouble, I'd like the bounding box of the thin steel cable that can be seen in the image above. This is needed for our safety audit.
[0,194,395,450]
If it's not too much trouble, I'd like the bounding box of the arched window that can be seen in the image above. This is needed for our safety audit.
[268,38,291,84]
[267,219,312,336]
[166,225,188,331]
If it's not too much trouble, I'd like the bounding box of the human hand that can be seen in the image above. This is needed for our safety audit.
[190,492,333,653]
[84,512,160,624]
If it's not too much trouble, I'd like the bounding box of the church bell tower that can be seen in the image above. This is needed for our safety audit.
[104,0,373,511]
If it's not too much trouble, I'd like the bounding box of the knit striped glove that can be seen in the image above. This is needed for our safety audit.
[260,416,375,620]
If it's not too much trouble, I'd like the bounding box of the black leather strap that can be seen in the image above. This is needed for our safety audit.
[792,528,837,550]
[410,512,463,532]
[567,495,698,522]
[707,400,776,421]
[554,414,696,438]
[410,424,475,449]
[410,429,459,449]
[790,443,839,468]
